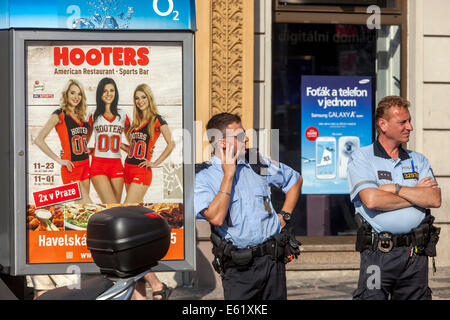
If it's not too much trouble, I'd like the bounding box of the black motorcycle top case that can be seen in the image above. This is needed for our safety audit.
[86,206,171,277]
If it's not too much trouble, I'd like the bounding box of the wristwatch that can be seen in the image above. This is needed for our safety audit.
[280,211,292,224]
[394,183,402,195]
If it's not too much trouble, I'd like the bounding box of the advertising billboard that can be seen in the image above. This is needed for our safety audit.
[0,0,196,280]
[26,40,184,265]
[301,75,373,194]
[1,30,195,275]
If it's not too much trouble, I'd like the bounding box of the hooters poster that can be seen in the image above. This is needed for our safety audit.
[26,42,184,263]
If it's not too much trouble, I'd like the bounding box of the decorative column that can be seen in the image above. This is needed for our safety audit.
[195,0,254,162]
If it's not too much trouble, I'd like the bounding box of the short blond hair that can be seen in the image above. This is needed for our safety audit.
[375,96,410,134]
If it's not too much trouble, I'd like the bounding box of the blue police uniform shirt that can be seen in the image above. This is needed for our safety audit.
[347,139,439,234]
[195,154,300,248]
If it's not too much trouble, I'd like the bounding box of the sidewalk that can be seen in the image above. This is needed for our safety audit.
[165,266,450,300]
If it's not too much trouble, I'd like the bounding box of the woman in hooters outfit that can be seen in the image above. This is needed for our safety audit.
[124,84,175,300]
[34,79,92,203]
[123,83,175,203]
[88,77,130,204]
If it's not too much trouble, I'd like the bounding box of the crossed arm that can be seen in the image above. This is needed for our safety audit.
[359,176,441,211]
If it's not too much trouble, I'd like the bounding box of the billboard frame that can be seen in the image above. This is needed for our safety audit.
[8,29,195,275]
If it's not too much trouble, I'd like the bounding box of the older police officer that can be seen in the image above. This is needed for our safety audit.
[348,96,441,300]
[195,113,302,300]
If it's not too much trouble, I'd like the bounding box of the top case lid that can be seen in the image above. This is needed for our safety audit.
[86,206,171,252]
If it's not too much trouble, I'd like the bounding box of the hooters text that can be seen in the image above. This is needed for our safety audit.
[54,47,150,66]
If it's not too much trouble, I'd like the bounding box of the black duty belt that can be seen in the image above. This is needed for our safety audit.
[210,226,301,274]
[355,213,440,255]
[244,242,272,258]
[372,231,415,253]
[224,238,283,269]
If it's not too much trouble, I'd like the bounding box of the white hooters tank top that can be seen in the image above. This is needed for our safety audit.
[89,109,130,159]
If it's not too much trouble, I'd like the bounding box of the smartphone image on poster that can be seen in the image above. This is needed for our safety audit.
[315,137,336,179]
[338,136,360,179]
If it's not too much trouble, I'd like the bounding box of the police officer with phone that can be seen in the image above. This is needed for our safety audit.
[348,96,441,300]
[195,113,302,300]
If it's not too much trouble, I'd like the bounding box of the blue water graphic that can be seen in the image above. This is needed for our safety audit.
[71,0,134,29]
[1,0,196,30]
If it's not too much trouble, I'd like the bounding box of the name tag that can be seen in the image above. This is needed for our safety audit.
[403,172,419,180]
[377,171,392,181]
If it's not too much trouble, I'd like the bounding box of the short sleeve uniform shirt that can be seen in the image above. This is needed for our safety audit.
[195,155,300,248]
[347,139,438,234]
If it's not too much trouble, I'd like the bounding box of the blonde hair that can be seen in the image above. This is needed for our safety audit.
[375,96,410,134]
[60,79,87,121]
[127,84,160,142]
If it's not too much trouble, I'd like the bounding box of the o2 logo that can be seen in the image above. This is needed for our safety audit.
[153,0,179,21]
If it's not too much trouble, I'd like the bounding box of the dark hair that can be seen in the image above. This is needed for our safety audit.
[206,112,241,143]
[94,77,120,122]
[375,96,410,134]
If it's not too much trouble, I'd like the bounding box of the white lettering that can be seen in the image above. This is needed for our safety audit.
[38,234,86,247]
[182,304,216,318]
[367,5,381,30]
[54,188,76,199]
[367,265,381,290]
[153,0,174,17]
[317,97,357,109]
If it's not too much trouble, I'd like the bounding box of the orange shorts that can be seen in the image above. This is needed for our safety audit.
[90,157,124,179]
[61,159,90,184]
[124,163,152,186]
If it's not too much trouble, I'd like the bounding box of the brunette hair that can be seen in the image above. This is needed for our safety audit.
[206,113,242,143]
[94,77,120,122]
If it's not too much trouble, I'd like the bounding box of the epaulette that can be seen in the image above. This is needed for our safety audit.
[195,161,212,174]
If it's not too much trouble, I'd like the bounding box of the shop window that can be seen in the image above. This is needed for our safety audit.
[276,0,398,10]
[271,23,401,236]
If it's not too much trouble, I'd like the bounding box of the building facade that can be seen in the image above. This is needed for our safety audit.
[192,0,450,288]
